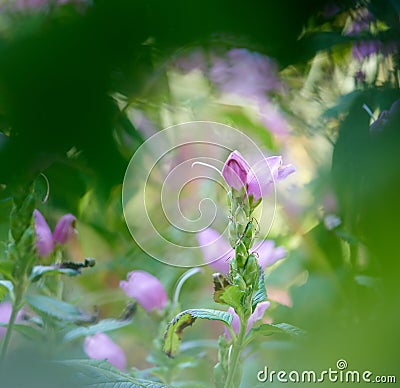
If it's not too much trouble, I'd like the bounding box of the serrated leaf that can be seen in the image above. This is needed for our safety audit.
[251,323,306,338]
[60,359,169,387]
[252,270,267,311]
[64,318,132,342]
[0,322,41,340]
[26,294,93,323]
[0,280,13,301]
[30,265,80,282]
[163,309,233,358]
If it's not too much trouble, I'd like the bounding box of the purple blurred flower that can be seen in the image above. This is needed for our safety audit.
[222,151,295,201]
[254,240,287,268]
[0,302,23,340]
[346,8,374,36]
[53,213,76,244]
[120,271,168,312]
[259,102,291,136]
[34,209,54,258]
[174,49,208,74]
[322,3,340,18]
[209,48,281,101]
[197,228,286,273]
[225,301,270,338]
[84,333,126,371]
[352,40,382,61]
[352,40,397,62]
[197,228,233,272]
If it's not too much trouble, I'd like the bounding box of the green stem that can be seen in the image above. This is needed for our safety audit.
[0,292,22,364]
[223,315,248,388]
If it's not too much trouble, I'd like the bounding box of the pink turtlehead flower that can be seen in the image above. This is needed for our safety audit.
[120,271,168,312]
[53,214,76,244]
[84,333,126,371]
[225,301,270,339]
[0,302,23,340]
[197,228,286,273]
[33,209,54,258]
[222,151,295,202]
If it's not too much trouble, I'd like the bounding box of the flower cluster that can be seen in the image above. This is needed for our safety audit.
[33,210,76,258]
[221,150,295,203]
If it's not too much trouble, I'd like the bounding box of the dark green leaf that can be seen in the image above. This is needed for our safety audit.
[26,294,93,323]
[163,309,233,358]
[64,318,132,342]
[252,270,267,311]
[60,359,169,387]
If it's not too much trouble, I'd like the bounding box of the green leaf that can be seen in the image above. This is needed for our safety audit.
[251,323,306,338]
[64,318,132,342]
[0,261,14,280]
[0,280,13,301]
[30,265,80,282]
[252,270,267,311]
[213,273,243,311]
[163,309,233,358]
[60,359,169,387]
[26,294,93,323]
[0,322,41,340]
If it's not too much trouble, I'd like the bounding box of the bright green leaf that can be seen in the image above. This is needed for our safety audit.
[64,318,132,342]
[163,309,233,358]
[26,294,93,323]
[251,323,306,338]
[0,280,13,301]
[0,261,14,281]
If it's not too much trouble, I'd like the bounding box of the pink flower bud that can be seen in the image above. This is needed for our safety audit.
[225,301,270,339]
[53,213,76,244]
[84,333,126,371]
[119,271,168,312]
[222,151,295,202]
[0,302,23,340]
[222,151,250,192]
[33,209,54,258]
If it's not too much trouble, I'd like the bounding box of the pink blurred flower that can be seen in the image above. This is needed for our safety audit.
[225,301,270,338]
[255,240,286,268]
[53,214,76,244]
[120,271,168,312]
[34,209,54,258]
[197,228,233,272]
[197,228,286,273]
[84,333,126,371]
[222,150,295,201]
[209,49,281,100]
[0,302,23,340]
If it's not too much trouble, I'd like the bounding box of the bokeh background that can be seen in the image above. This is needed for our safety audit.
[0,0,399,386]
